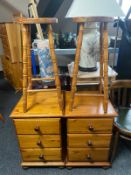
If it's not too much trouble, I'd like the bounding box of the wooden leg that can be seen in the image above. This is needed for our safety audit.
[111,130,120,162]
[70,24,84,111]
[99,22,104,94]
[48,24,63,111]
[103,22,109,113]
[27,26,32,89]
[22,25,28,113]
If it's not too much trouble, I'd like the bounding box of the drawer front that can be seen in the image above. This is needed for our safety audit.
[18,135,61,148]
[68,134,112,148]
[14,118,60,135]
[68,119,113,134]
[68,148,109,162]
[21,148,62,162]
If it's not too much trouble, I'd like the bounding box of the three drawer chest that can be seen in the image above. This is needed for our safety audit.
[11,91,117,168]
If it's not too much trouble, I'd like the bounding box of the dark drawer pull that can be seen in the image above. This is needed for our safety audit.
[87,140,93,146]
[37,140,44,148]
[34,126,40,132]
[39,154,46,162]
[88,125,94,131]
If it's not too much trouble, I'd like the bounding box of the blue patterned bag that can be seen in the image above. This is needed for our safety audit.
[32,39,54,82]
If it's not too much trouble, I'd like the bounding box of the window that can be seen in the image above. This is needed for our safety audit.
[116,0,131,18]
[121,0,131,18]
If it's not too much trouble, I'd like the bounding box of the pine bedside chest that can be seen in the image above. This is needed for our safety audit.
[10,92,64,168]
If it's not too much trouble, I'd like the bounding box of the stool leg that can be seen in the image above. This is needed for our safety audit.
[99,22,104,94]
[69,24,84,111]
[103,22,108,113]
[22,25,28,113]
[27,26,32,89]
[48,24,63,111]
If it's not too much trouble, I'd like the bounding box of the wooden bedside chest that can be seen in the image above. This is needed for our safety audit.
[10,92,64,167]
[65,91,117,167]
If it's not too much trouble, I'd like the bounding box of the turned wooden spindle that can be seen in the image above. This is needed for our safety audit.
[99,22,104,94]
[22,24,28,113]
[69,23,84,111]
[48,24,63,111]
[103,22,109,113]
[27,26,32,89]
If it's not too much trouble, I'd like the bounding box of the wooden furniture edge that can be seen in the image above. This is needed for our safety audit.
[15,17,58,24]
[66,161,111,167]
[21,161,65,167]
[73,17,114,23]
[21,161,111,167]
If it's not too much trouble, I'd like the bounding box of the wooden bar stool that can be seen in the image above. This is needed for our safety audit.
[69,17,113,113]
[16,17,63,113]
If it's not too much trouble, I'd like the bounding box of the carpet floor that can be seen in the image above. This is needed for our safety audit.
[0,75,131,175]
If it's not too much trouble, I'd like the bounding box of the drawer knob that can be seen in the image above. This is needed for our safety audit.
[86,154,92,161]
[34,126,40,132]
[37,140,43,148]
[87,140,93,146]
[39,154,46,162]
[88,125,94,131]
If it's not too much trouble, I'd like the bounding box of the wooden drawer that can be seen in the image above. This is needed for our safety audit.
[68,148,109,162]
[67,118,113,134]
[14,118,61,135]
[21,148,62,162]
[67,134,112,148]
[18,135,61,148]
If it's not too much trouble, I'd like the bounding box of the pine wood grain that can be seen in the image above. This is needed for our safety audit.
[73,17,113,23]
[14,118,61,134]
[67,148,109,162]
[67,118,113,134]
[10,92,63,118]
[21,161,65,167]
[103,23,109,113]
[21,148,62,162]
[65,161,111,167]
[67,134,112,148]
[70,23,84,111]
[22,24,28,112]
[18,135,61,148]
[48,24,63,111]
[16,17,58,24]
[65,91,117,117]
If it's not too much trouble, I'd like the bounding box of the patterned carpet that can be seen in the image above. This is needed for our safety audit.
[0,76,131,175]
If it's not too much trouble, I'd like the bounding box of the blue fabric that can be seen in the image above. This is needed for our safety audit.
[31,50,37,76]
[37,48,54,80]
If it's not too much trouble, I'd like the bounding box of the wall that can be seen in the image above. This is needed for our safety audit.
[54,0,77,33]
[54,0,122,37]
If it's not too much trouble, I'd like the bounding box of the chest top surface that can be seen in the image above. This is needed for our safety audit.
[65,92,117,118]
[10,92,63,118]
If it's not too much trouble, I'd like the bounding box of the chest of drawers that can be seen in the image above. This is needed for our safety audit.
[11,91,117,168]
[10,92,64,167]
[65,92,117,167]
